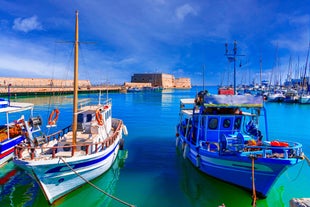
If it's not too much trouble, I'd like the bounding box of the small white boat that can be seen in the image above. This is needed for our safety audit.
[127,87,143,92]
[299,94,310,104]
[13,11,128,204]
[284,89,300,103]
[266,92,285,102]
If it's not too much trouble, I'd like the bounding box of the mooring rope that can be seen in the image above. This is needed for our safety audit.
[303,154,310,166]
[59,157,135,207]
[251,155,257,207]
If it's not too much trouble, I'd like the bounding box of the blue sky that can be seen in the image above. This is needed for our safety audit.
[0,0,309,86]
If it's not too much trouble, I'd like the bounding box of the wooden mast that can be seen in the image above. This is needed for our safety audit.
[72,10,79,147]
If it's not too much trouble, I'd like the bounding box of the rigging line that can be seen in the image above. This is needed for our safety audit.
[60,43,75,102]
[46,42,58,125]
[78,44,90,99]
[284,159,305,182]
[58,43,74,99]
[59,157,135,207]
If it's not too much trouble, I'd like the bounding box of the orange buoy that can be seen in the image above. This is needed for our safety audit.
[96,109,104,126]
[48,109,60,125]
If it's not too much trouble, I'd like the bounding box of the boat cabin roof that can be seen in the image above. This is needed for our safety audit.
[203,95,263,108]
[0,101,34,113]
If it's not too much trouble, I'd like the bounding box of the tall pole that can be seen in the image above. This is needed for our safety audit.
[72,10,79,146]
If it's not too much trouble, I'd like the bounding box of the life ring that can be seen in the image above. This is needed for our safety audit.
[96,109,104,126]
[48,109,60,125]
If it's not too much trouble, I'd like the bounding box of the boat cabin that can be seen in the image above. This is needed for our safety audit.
[77,103,112,134]
[179,94,264,152]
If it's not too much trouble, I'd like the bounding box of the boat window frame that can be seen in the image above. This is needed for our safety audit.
[222,118,231,129]
[208,117,218,130]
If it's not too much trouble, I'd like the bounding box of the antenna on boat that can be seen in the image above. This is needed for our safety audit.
[7,84,11,106]
[259,55,262,87]
[99,89,101,105]
[202,64,205,91]
[225,40,245,94]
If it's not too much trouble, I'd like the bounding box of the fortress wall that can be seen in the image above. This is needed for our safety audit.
[0,77,91,87]
[174,78,191,88]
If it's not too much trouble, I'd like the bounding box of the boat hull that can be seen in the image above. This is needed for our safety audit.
[299,96,310,104]
[179,140,299,197]
[0,135,24,166]
[13,134,121,204]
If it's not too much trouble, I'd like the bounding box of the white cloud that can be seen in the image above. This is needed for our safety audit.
[175,4,197,21]
[13,15,43,32]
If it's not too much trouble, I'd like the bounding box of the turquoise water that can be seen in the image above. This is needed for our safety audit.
[0,86,309,207]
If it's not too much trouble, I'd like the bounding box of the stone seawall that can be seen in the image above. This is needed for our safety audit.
[0,85,122,97]
[0,77,122,97]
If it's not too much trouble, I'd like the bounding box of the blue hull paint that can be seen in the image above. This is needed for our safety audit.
[182,141,296,197]
[0,135,24,152]
[45,142,119,174]
[0,136,24,164]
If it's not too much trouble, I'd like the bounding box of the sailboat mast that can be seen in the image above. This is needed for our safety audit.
[72,10,79,146]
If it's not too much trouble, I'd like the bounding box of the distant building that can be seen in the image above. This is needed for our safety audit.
[128,73,191,89]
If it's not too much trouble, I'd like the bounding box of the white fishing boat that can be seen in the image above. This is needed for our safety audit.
[13,11,128,204]
[266,91,285,102]
[0,98,34,167]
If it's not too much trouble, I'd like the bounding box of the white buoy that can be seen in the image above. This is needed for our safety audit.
[195,155,201,168]
[176,137,180,147]
[183,143,189,159]
[122,125,128,136]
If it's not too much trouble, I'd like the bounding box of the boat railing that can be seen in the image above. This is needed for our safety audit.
[242,142,303,159]
[199,139,303,159]
[45,125,72,141]
[14,120,123,160]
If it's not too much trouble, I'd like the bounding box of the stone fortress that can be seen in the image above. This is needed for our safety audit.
[124,73,191,89]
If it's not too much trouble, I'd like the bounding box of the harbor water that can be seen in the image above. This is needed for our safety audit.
[0,86,309,207]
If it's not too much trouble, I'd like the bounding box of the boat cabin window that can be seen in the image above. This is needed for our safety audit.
[208,118,218,129]
[105,109,111,121]
[77,113,93,123]
[234,116,242,130]
[77,114,84,123]
[223,118,231,128]
[86,114,92,122]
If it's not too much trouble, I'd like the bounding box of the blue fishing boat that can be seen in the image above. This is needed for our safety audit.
[176,90,304,198]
